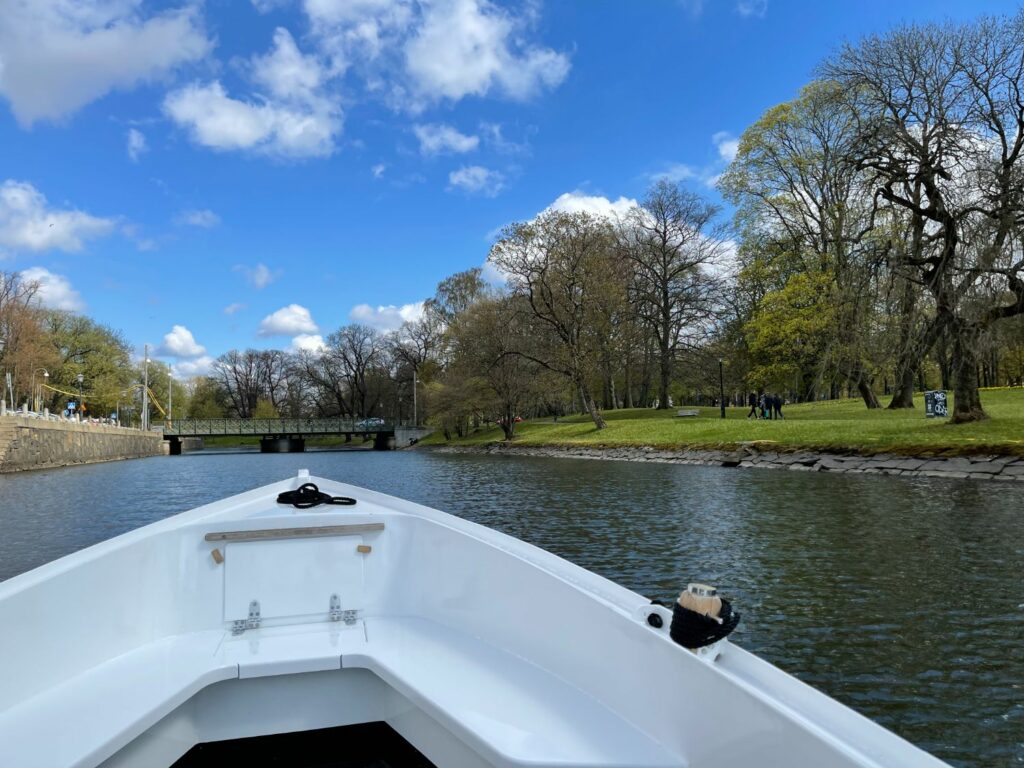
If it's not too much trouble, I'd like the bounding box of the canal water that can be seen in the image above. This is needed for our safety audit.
[1,449,1021,767]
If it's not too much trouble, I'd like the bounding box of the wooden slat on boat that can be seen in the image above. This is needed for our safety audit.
[204,523,385,543]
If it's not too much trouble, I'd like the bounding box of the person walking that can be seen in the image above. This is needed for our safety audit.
[773,393,784,420]
[747,392,758,419]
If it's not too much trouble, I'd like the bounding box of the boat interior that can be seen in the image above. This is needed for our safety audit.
[0,470,945,768]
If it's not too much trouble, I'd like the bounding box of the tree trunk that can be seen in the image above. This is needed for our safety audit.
[887,276,918,408]
[856,374,881,408]
[657,337,671,409]
[887,364,916,409]
[950,324,986,423]
[936,330,951,391]
[623,347,634,409]
[579,380,607,429]
[848,361,880,408]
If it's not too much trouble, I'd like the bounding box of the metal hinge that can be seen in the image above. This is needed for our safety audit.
[329,594,342,621]
[329,595,358,625]
[233,600,261,635]
[329,595,357,625]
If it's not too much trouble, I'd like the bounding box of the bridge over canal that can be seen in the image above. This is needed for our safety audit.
[163,418,405,453]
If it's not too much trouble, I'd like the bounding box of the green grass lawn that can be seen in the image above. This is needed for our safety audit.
[421,387,1024,456]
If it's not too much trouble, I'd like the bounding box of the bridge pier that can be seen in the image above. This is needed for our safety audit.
[373,432,396,451]
[260,436,305,453]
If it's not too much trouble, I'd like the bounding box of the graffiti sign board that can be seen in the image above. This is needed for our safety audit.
[924,390,948,418]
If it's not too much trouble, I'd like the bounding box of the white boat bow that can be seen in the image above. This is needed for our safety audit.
[0,470,949,768]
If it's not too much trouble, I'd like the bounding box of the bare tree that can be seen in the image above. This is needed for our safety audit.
[621,181,729,409]
[452,295,541,440]
[489,211,625,429]
[825,11,1024,421]
[214,350,259,417]
[326,324,387,418]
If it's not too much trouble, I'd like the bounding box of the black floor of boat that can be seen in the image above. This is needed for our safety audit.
[171,722,437,767]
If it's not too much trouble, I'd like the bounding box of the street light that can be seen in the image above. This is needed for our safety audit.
[142,344,150,431]
[30,368,48,411]
[718,358,726,420]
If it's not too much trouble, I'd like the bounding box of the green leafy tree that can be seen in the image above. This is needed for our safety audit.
[745,272,837,396]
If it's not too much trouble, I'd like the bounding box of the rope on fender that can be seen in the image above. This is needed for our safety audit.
[669,597,740,648]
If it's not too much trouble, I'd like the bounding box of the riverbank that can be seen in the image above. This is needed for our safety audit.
[420,388,1024,480]
[429,442,1024,481]
[0,414,163,472]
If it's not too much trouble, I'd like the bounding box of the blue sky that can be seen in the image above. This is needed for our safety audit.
[0,0,1016,376]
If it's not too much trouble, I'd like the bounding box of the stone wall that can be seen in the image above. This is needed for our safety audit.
[430,443,1024,481]
[0,416,164,473]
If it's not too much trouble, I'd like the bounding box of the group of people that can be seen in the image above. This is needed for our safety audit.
[747,392,784,420]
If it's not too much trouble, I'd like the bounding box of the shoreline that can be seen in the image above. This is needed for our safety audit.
[424,442,1024,481]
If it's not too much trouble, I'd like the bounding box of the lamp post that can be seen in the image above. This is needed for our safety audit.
[31,368,48,411]
[76,372,84,418]
[142,345,150,431]
[718,358,726,420]
[412,368,418,427]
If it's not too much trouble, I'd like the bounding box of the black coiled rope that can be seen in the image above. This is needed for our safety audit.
[668,598,740,649]
[276,482,356,509]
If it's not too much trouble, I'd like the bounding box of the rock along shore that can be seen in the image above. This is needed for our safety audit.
[427,442,1024,482]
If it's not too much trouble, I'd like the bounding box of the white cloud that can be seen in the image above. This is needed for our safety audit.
[164,28,341,159]
[404,0,570,105]
[736,0,767,18]
[19,266,84,311]
[235,263,280,289]
[484,190,637,244]
[546,191,638,220]
[349,301,424,331]
[0,180,115,253]
[172,355,215,378]
[413,123,479,155]
[259,303,319,336]
[127,129,148,162]
[0,1,211,126]
[712,131,739,162]
[252,0,290,14]
[649,163,699,183]
[290,333,326,353]
[176,209,220,228]
[156,324,206,358]
[448,165,505,197]
[304,0,414,75]
[223,302,246,315]
[252,26,327,103]
[480,259,508,285]
[479,121,529,154]
[371,163,387,178]
[164,80,341,159]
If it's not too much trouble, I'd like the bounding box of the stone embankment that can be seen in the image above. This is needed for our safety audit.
[430,443,1024,481]
[0,415,164,473]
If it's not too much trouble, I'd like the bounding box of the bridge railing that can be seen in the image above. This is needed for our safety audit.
[165,418,393,436]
